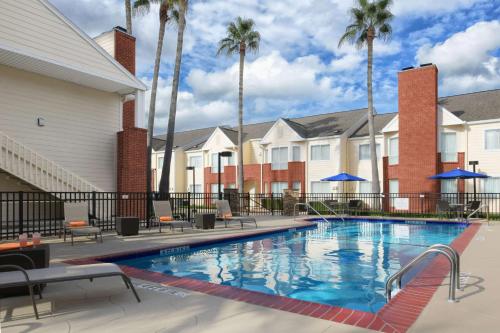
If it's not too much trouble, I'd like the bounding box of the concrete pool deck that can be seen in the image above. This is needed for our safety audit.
[0,217,497,333]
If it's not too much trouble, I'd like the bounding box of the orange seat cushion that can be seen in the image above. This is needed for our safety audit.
[159,216,173,222]
[69,221,88,228]
[0,242,33,251]
[222,213,233,219]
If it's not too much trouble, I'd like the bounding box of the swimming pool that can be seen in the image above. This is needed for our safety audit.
[112,219,468,313]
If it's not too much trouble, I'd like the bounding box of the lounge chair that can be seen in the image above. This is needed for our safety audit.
[215,200,257,229]
[61,202,102,245]
[152,201,192,232]
[347,200,363,216]
[465,200,481,218]
[0,253,140,319]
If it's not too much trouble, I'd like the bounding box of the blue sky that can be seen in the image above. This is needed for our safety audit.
[51,0,500,134]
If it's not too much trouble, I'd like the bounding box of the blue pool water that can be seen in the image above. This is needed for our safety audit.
[113,219,467,313]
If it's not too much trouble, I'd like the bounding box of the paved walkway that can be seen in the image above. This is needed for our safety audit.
[0,217,498,333]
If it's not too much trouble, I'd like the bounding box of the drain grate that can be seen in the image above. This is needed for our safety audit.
[133,283,190,298]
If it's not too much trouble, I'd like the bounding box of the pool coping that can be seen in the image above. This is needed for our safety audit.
[65,220,481,333]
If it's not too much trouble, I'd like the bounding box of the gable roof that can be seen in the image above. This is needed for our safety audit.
[0,0,146,94]
[438,89,500,122]
[350,113,397,138]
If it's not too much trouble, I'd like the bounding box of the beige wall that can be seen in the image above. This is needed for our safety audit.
[467,122,500,191]
[94,31,115,58]
[306,138,342,192]
[0,0,137,87]
[0,65,121,191]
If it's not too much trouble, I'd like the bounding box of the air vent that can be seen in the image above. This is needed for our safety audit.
[401,66,414,71]
[420,63,433,67]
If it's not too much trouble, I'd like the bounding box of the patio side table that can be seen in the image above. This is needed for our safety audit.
[195,214,215,229]
[116,216,140,236]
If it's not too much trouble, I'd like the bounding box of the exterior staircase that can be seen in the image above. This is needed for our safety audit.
[0,130,101,192]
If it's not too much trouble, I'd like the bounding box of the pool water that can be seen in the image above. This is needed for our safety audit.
[113,219,467,313]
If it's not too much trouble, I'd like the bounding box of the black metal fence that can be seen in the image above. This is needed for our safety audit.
[0,191,498,240]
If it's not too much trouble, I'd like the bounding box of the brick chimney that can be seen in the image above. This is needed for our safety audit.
[398,64,440,194]
[109,26,147,193]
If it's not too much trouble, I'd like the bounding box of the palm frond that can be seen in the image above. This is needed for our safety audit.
[217,16,260,57]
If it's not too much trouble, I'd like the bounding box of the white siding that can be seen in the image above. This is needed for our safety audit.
[307,138,342,192]
[94,31,115,58]
[0,65,120,191]
[346,136,384,192]
[0,0,136,86]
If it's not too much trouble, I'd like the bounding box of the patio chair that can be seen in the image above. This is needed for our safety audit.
[62,202,102,245]
[215,200,257,229]
[347,200,363,216]
[152,201,192,232]
[465,200,481,218]
[0,253,140,319]
[436,200,456,219]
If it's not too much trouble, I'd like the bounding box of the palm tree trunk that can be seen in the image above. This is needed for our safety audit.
[159,2,187,194]
[237,48,245,194]
[125,0,132,34]
[146,15,167,197]
[367,31,381,194]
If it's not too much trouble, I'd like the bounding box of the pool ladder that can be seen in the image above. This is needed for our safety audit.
[293,202,344,222]
[385,244,460,303]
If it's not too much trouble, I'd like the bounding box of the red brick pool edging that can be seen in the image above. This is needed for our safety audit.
[65,222,481,333]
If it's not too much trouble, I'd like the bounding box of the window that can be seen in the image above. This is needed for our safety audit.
[310,181,330,193]
[292,181,301,192]
[441,179,457,193]
[211,183,224,194]
[188,156,202,168]
[188,184,202,193]
[485,129,500,150]
[389,180,399,195]
[292,146,301,161]
[271,147,288,170]
[311,144,330,160]
[263,149,268,163]
[157,157,164,170]
[389,138,399,165]
[483,177,500,193]
[211,153,233,172]
[359,181,372,194]
[441,132,457,162]
[228,183,236,189]
[271,182,288,194]
[359,144,381,160]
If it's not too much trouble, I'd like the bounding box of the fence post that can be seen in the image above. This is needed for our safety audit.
[270,192,274,216]
[18,191,24,235]
[187,192,191,222]
[91,191,97,219]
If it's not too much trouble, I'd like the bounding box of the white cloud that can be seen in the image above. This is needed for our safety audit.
[416,20,500,93]
[143,77,234,133]
[392,0,485,16]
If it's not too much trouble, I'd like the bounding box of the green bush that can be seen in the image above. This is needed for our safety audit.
[261,198,283,210]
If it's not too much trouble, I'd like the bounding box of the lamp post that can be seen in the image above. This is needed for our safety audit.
[186,166,196,214]
[218,151,232,200]
[469,161,479,200]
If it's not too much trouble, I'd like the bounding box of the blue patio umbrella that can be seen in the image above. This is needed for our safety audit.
[429,168,489,180]
[321,173,367,182]
[429,168,488,197]
[321,173,367,193]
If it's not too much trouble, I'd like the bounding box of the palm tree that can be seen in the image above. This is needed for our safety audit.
[216,17,260,194]
[125,0,132,34]
[159,0,188,194]
[338,0,393,194]
[133,0,170,197]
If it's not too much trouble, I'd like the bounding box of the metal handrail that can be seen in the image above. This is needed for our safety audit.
[467,204,489,221]
[293,202,329,223]
[386,245,459,303]
[314,201,345,222]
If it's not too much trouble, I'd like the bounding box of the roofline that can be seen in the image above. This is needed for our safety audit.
[38,0,147,92]
[439,87,500,99]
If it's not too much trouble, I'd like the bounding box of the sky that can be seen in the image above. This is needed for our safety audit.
[51,0,500,134]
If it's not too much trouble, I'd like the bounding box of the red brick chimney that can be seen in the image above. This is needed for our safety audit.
[112,26,147,193]
[398,64,440,194]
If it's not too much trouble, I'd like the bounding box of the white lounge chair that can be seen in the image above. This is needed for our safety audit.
[215,200,257,229]
[152,201,192,232]
[0,253,140,319]
[61,202,102,245]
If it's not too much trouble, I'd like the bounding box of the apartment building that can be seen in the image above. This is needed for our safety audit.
[153,64,500,196]
[0,0,147,193]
